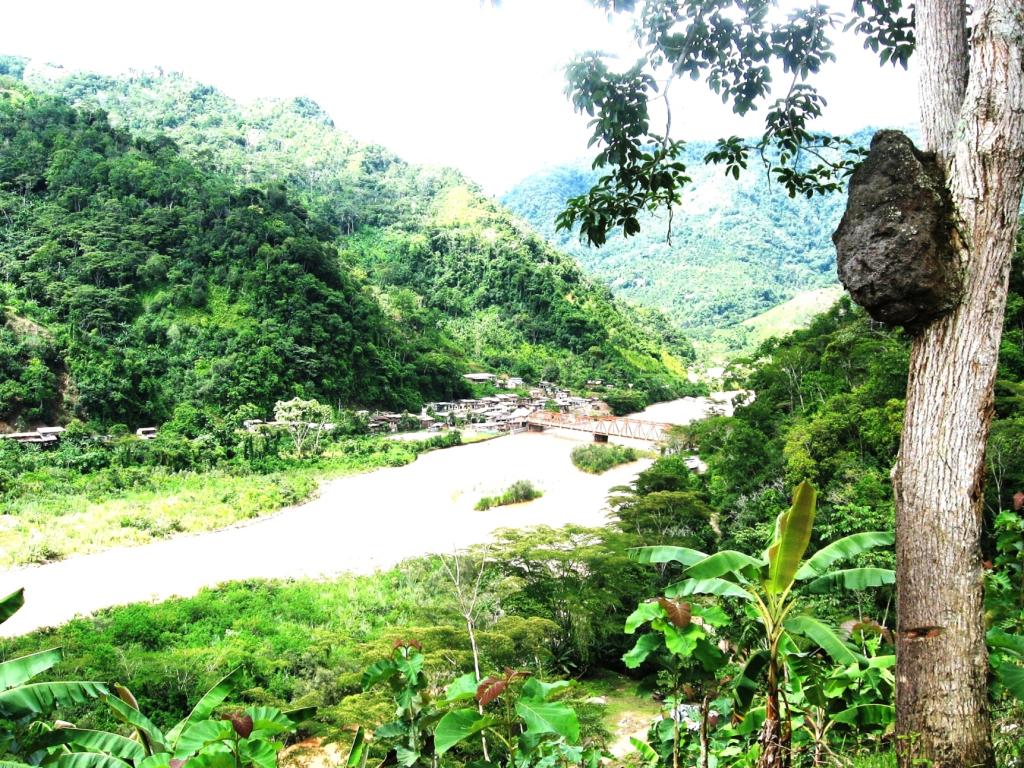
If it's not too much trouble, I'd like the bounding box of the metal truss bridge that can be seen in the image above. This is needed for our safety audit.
[525,411,674,443]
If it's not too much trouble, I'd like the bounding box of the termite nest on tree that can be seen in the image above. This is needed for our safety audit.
[832,129,961,333]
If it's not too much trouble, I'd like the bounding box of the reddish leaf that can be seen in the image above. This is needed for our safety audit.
[114,684,140,711]
[657,598,692,628]
[476,677,507,707]
[222,713,254,738]
[1014,491,1024,511]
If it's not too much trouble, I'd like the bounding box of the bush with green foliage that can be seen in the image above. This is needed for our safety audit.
[570,443,638,474]
[475,480,543,511]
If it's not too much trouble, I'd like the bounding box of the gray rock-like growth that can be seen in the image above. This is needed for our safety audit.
[832,130,960,332]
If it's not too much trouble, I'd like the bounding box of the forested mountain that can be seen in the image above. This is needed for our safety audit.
[0,59,695,428]
[501,135,875,353]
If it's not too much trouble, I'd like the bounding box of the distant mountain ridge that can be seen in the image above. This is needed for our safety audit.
[501,130,883,356]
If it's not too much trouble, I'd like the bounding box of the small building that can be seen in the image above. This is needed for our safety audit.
[136,427,158,440]
[463,372,497,383]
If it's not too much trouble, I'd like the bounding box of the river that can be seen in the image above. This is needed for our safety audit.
[0,393,744,637]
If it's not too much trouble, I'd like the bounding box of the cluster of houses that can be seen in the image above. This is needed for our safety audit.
[0,425,159,448]
[365,374,612,435]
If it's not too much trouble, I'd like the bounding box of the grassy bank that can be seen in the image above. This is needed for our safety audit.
[1,432,461,567]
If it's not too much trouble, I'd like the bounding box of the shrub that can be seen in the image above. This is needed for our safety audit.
[475,480,542,510]
[571,443,638,474]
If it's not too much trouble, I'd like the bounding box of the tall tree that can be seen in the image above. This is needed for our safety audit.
[559,1,1024,765]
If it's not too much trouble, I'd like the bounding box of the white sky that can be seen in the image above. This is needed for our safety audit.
[0,0,919,194]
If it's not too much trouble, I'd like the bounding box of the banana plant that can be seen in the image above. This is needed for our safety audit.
[0,588,108,767]
[629,481,894,768]
[32,669,313,768]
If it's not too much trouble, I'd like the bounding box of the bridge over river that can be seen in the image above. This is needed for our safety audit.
[525,410,674,443]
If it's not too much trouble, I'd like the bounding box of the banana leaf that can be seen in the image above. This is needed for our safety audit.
[0,589,25,625]
[805,567,895,593]
[666,577,755,601]
[795,532,894,579]
[765,481,817,595]
[685,550,765,581]
[0,648,62,690]
[166,667,243,748]
[629,546,708,566]
[37,728,146,761]
[784,615,859,666]
[0,681,108,718]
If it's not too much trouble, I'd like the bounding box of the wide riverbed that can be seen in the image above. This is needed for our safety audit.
[0,393,742,636]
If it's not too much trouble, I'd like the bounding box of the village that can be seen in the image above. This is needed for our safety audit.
[0,373,616,447]
[362,372,613,435]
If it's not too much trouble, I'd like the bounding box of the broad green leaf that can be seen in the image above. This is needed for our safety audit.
[766,481,817,594]
[104,694,167,754]
[180,752,234,768]
[37,728,146,761]
[805,567,895,593]
[245,706,294,740]
[0,648,62,690]
[173,720,234,759]
[444,672,478,702]
[239,738,280,768]
[988,628,1024,656]
[361,659,397,690]
[734,705,766,736]
[623,634,661,669]
[686,550,765,581]
[624,601,666,633]
[997,663,1024,702]
[434,709,495,755]
[521,677,572,702]
[167,667,243,747]
[666,577,755,601]
[394,746,419,767]
[663,624,703,658]
[282,706,316,724]
[831,704,895,726]
[784,616,858,666]
[733,650,769,714]
[52,755,133,768]
[137,755,170,768]
[0,681,108,718]
[515,699,580,742]
[629,737,659,766]
[345,726,367,768]
[0,762,33,768]
[629,546,707,566]
[693,637,727,673]
[0,589,25,625]
[796,532,894,579]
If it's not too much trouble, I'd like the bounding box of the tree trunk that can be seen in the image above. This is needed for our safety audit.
[894,1,1024,765]
[757,657,788,768]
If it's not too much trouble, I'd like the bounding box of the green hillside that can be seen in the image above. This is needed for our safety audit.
[0,62,697,428]
[500,138,871,355]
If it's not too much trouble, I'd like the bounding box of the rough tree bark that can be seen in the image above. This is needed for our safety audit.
[893,1,1024,765]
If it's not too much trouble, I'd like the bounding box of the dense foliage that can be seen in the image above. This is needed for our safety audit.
[0,62,698,430]
[570,443,638,474]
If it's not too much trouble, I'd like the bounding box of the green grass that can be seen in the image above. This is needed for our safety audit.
[570,444,639,474]
[0,435,457,567]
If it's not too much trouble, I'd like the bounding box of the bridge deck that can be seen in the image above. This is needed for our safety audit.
[525,412,674,442]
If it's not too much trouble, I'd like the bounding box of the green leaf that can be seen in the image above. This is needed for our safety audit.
[0,589,25,625]
[624,601,666,633]
[734,706,766,736]
[796,532,894,579]
[103,694,167,754]
[629,546,707,566]
[663,624,703,658]
[733,650,769,714]
[0,648,62,691]
[345,726,367,768]
[685,551,765,581]
[434,709,495,755]
[784,616,858,666]
[444,672,478,702]
[765,481,817,594]
[997,662,1024,702]
[805,567,895,593]
[521,677,572,702]
[52,755,134,768]
[394,746,419,767]
[173,720,234,759]
[0,681,108,718]
[37,728,147,761]
[361,659,397,690]
[239,738,280,768]
[167,667,243,748]
[245,706,294,738]
[515,699,580,742]
[665,577,755,601]
[137,755,170,768]
[629,737,659,766]
[831,704,895,726]
[623,634,662,669]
